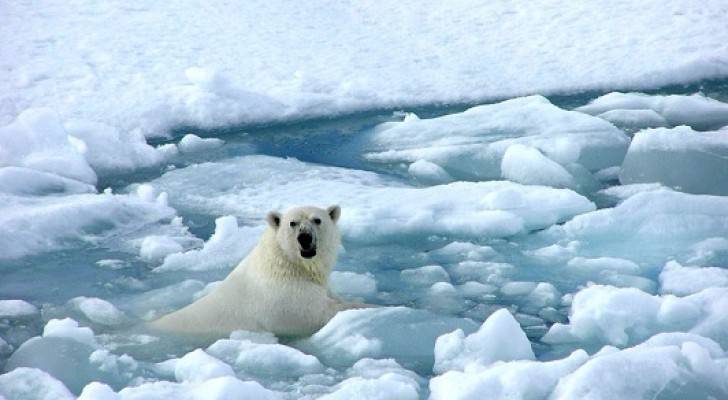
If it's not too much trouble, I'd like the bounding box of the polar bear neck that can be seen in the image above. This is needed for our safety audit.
[251,228,336,287]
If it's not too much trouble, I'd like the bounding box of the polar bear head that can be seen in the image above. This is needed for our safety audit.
[266,205,342,274]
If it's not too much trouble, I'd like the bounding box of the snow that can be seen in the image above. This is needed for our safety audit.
[576,92,728,130]
[3,0,728,136]
[433,309,534,374]
[149,155,596,243]
[619,126,728,195]
[365,96,629,180]
[0,300,38,318]
[501,144,575,189]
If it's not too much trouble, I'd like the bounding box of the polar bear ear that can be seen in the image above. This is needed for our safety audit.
[327,205,341,223]
[266,211,281,229]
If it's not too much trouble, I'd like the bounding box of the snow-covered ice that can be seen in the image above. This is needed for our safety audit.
[3,0,728,135]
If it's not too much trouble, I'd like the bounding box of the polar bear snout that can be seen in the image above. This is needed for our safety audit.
[298,232,314,248]
[298,231,317,258]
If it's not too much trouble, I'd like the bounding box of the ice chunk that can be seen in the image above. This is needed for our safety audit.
[112,376,279,400]
[560,189,728,262]
[659,260,728,296]
[207,337,324,379]
[594,182,665,205]
[320,373,419,400]
[407,159,453,184]
[0,299,38,318]
[150,155,595,243]
[430,349,589,400]
[576,92,728,130]
[400,265,450,287]
[501,144,575,188]
[0,189,177,260]
[433,309,534,373]
[365,96,629,179]
[0,166,96,195]
[177,133,224,153]
[68,297,128,326]
[0,109,96,185]
[428,242,499,263]
[330,271,377,298]
[64,120,170,174]
[5,335,128,394]
[175,349,234,382]
[0,367,74,400]
[567,257,641,275]
[551,338,728,399]
[78,382,120,400]
[43,318,97,347]
[154,216,263,272]
[595,109,667,132]
[139,235,184,262]
[619,126,728,195]
[543,285,728,349]
[296,307,477,371]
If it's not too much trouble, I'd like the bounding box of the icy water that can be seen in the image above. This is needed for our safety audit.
[2,79,728,399]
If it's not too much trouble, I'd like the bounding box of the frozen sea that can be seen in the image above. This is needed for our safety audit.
[3,1,728,399]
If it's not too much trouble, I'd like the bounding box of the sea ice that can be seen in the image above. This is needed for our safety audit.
[67,297,128,327]
[174,349,234,382]
[154,216,262,272]
[0,300,38,318]
[619,126,728,195]
[543,285,728,349]
[365,96,629,180]
[0,188,178,260]
[433,308,534,373]
[659,260,728,296]
[296,307,477,371]
[0,367,75,400]
[500,144,575,189]
[149,155,595,244]
[206,336,324,379]
[576,92,728,130]
[177,134,225,154]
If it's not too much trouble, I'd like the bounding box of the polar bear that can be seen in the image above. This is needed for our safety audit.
[148,205,368,338]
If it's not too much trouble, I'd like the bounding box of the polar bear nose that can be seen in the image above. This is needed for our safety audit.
[298,232,314,249]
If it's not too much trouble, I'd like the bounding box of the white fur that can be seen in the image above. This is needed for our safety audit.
[149,206,363,338]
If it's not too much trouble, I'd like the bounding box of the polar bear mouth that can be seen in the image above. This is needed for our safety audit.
[300,248,317,259]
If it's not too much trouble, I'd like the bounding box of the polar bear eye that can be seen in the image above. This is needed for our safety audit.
[289,221,298,228]
[313,218,321,225]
